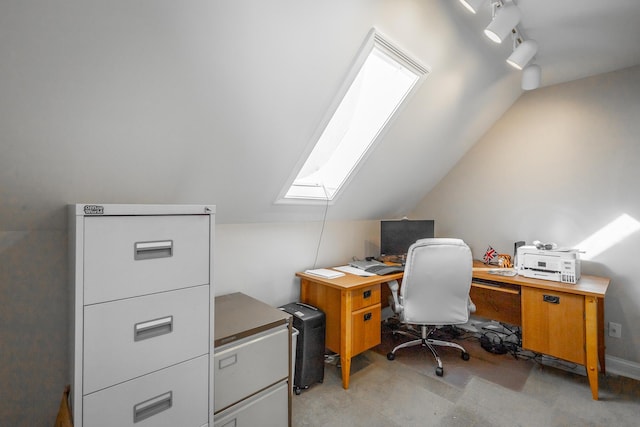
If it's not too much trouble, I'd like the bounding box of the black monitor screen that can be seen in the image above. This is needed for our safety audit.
[380,219,435,257]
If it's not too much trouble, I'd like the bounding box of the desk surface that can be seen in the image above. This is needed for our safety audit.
[297,262,609,296]
[472,261,609,297]
[295,269,403,290]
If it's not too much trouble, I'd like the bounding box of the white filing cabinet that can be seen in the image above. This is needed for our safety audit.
[214,293,292,427]
[68,204,215,427]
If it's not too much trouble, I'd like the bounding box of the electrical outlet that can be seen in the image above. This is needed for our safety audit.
[609,322,622,338]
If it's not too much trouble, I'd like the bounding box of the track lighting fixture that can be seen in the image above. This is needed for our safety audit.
[460,0,542,90]
[484,3,522,44]
[506,39,537,70]
[459,0,487,14]
[521,64,541,90]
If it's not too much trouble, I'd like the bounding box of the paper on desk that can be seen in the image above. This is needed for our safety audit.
[305,268,345,279]
[487,268,517,277]
[334,265,376,277]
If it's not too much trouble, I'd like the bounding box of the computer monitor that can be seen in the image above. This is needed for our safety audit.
[380,219,435,258]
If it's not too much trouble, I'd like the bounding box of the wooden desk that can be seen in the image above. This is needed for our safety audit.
[470,261,609,400]
[297,262,610,399]
[295,270,403,389]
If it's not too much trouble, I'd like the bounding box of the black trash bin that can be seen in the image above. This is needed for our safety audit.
[279,302,326,394]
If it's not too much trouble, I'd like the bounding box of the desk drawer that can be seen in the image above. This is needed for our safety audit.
[83,355,209,427]
[351,303,381,355]
[521,287,585,364]
[213,381,288,427]
[350,284,380,311]
[83,215,210,304]
[214,325,289,413]
[84,285,210,394]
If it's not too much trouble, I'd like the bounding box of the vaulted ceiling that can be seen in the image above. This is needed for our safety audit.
[1,0,639,229]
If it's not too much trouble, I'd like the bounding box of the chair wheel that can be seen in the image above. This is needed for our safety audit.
[294,387,301,395]
[436,367,444,377]
[461,352,470,361]
[387,352,395,361]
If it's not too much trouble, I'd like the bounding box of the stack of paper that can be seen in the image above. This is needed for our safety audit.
[334,265,376,277]
[304,268,345,279]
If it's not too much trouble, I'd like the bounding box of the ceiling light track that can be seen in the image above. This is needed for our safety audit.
[459,0,541,90]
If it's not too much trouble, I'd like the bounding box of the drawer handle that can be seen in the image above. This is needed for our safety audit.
[134,316,173,342]
[363,290,371,299]
[133,391,172,423]
[134,240,173,260]
[543,294,560,304]
[363,312,372,321]
[218,354,238,370]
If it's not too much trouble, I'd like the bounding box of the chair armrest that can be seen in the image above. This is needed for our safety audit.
[387,280,403,314]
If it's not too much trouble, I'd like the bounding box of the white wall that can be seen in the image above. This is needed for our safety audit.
[0,230,67,425]
[412,65,640,369]
[215,220,380,306]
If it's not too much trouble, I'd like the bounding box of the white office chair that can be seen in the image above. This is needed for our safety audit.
[386,238,473,376]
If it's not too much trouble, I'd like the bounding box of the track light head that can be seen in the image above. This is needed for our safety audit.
[507,39,538,70]
[521,64,541,90]
[459,0,487,14]
[484,4,521,44]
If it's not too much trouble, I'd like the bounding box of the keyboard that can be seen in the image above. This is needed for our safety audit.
[364,264,404,275]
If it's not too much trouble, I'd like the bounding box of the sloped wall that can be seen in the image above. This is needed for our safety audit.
[412,65,640,370]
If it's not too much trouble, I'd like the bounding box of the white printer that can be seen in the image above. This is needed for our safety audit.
[516,245,581,284]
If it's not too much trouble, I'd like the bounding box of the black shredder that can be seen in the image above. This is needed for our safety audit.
[278,302,325,394]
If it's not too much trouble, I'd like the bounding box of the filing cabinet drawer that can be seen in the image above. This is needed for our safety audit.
[214,381,288,427]
[350,284,380,311]
[214,326,288,413]
[83,215,210,304]
[351,303,381,355]
[83,355,209,427]
[84,285,210,394]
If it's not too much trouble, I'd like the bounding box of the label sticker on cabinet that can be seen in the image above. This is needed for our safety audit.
[83,205,104,215]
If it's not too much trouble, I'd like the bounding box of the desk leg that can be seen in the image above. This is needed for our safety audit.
[340,356,351,389]
[585,296,600,400]
[597,297,606,374]
[340,290,352,389]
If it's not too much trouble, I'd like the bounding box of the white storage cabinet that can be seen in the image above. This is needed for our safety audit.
[68,204,215,427]
[214,293,292,427]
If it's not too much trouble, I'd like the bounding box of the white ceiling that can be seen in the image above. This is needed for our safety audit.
[0,0,639,229]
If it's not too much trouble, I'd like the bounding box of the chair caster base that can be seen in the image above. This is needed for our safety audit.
[435,366,444,377]
[387,352,395,361]
[462,352,470,361]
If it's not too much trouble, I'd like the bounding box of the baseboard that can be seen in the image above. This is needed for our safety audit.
[605,355,640,381]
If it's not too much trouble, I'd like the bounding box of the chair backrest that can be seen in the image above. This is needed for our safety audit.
[400,238,472,325]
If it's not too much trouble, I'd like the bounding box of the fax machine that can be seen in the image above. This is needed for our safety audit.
[516,245,581,284]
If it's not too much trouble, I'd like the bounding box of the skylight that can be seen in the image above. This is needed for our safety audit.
[281,30,428,202]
